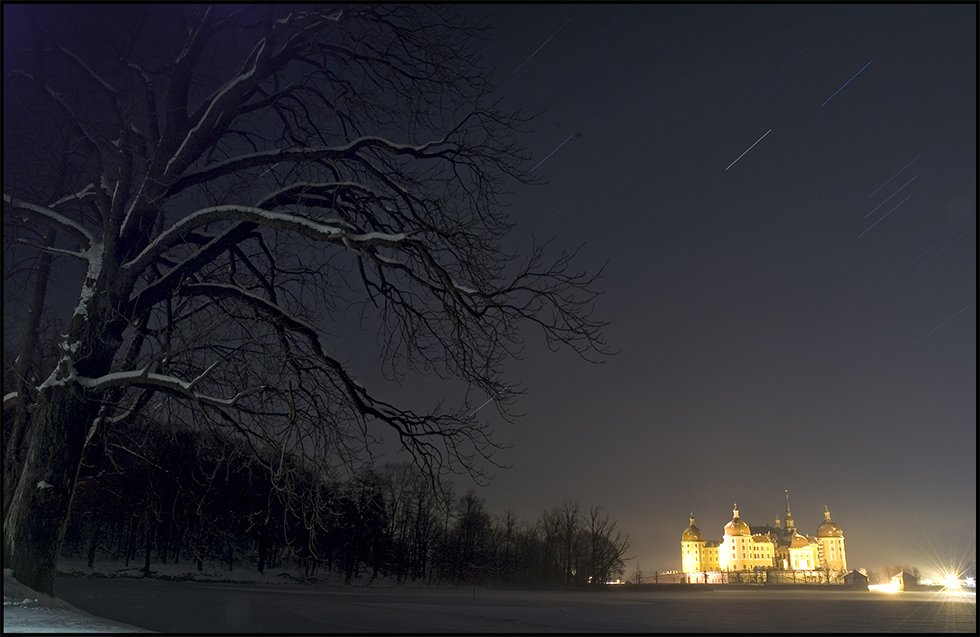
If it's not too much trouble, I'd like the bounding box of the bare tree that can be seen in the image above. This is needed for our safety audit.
[582,504,631,585]
[537,501,631,587]
[2,5,608,594]
[539,500,582,587]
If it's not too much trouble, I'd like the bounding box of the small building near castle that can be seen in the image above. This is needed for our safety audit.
[681,492,847,580]
[891,570,921,591]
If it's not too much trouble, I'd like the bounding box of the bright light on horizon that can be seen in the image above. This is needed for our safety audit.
[943,573,962,590]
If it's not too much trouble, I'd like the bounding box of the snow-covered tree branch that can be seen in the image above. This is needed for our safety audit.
[3,195,96,251]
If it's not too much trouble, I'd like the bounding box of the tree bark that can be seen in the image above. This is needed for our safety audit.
[2,384,98,595]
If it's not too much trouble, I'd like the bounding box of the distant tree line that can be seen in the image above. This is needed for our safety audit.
[59,419,630,588]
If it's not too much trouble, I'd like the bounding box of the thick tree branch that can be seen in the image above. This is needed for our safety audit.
[4,194,96,250]
[75,367,263,409]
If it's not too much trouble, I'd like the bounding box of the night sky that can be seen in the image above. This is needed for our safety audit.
[448,4,976,576]
[3,4,975,580]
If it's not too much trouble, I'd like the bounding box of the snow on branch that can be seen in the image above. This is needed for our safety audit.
[4,194,96,249]
[124,204,408,275]
[48,183,98,211]
[13,241,88,262]
[75,366,261,410]
[161,40,266,181]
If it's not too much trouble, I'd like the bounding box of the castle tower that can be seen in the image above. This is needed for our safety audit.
[681,513,706,574]
[815,506,847,573]
[720,504,752,572]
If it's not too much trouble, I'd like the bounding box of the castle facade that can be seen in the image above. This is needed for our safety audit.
[681,493,846,576]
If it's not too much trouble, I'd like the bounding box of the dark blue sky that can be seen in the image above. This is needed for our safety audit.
[457,3,975,576]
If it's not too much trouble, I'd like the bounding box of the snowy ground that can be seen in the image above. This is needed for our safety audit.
[4,569,151,633]
[5,561,977,633]
[3,559,440,633]
[4,559,356,633]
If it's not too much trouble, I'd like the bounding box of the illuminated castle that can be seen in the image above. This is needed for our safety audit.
[681,493,847,576]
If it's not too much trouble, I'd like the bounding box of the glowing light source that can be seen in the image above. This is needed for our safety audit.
[942,573,961,589]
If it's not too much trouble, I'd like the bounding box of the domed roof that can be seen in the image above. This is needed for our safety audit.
[682,514,704,542]
[724,505,751,536]
[816,506,843,537]
[789,532,811,548]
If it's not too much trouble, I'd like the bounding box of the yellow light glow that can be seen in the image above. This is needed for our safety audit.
[942,573,961,589]
[868,582,900,594]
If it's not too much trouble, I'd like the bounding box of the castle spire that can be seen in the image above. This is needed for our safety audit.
[784,490,795,532]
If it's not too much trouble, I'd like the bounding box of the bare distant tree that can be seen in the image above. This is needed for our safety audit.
[539,500,582,586]
[582,504,631,585]
[2,4,608,594]
[630,562,643,585]
[538,501,631,586]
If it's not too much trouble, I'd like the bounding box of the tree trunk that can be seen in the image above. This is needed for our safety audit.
[3,228,58,521]
[125,516,140,567]
[257,530,267,574]
[86,524,101,568]
[195,530,208,571]
[2,384,97,595]
[143,518,155,576]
